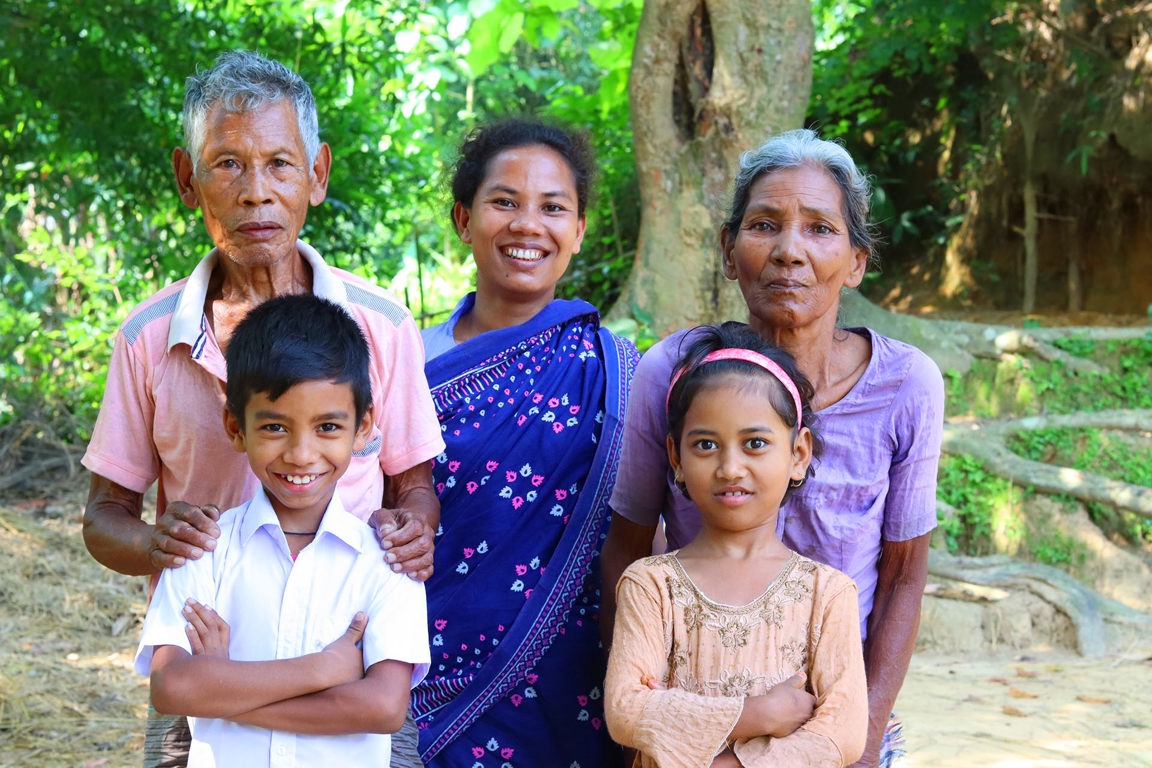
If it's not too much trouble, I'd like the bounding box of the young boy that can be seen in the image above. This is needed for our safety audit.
[135,294,430,767]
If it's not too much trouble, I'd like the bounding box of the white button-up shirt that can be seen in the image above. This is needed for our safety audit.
[137,489,430,767]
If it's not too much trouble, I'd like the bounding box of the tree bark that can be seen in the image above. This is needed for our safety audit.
[614,0,813,334]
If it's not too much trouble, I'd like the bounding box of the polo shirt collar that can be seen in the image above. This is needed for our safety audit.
[167,240,348,352]
[238,486,369,555]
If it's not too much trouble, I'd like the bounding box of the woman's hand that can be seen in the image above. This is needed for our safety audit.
[184,598,230,658]
[736,673,815,739]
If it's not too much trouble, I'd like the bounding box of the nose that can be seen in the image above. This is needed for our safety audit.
[715,446,746,481]
[282,433,318,467]
[508,207,543,234]
[771,224,805,265]
[239,166,274,206]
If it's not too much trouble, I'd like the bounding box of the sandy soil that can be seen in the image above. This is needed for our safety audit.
[1,485,1150,768]
[896,652,1152,767]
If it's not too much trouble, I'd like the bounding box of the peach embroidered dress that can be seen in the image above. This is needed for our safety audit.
[606,551,867,768]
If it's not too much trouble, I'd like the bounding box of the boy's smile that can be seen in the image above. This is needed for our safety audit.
[224,380,372,531]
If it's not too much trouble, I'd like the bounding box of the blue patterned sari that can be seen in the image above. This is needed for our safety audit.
[413,298,637,768]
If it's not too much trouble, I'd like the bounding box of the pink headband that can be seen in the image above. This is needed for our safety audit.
[668,348,804,428]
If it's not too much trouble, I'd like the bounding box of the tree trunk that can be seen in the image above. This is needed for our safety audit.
[613,0,813,334]
[1020,104,1038,314]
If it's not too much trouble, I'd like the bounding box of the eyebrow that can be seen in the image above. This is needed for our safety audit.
[251,409,351,422]
[745,201,843,221]
[484,183,575,200]
[684,425,777,436]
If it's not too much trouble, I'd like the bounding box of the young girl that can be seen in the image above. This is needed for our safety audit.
[605,322,867,768]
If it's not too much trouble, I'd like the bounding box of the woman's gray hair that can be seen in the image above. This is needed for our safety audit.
[722,128,877,266]
[182,50,320,171]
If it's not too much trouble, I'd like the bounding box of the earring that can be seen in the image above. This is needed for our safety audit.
[789,478,805,489]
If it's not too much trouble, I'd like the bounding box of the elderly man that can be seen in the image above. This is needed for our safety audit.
[81,50,444,767]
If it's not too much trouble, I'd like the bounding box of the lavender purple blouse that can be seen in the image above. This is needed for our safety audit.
[609,326,945,639]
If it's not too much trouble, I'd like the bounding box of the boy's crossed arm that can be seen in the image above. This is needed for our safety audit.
[151,601,412,735]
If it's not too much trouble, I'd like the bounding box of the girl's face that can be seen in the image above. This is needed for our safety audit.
[453,144,586,308]
[667,373,812,535]
[721,164,868,336]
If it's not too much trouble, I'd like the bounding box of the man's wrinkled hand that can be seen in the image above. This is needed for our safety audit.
[149,501,222,570]
[371,506,434,582]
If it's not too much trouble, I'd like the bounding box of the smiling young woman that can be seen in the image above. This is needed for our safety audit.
[398,119,638,768]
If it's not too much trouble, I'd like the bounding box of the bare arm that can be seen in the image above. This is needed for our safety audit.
[82,474,220,575]
[229,659,413,735]
[848,533,931,768]
[150,611,368,718]
[372,461,439,582]
[599,513,657,648]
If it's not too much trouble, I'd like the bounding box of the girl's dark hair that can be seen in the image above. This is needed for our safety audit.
[450,117,595,216]
[225,294,372,425]
[666,322,822,495]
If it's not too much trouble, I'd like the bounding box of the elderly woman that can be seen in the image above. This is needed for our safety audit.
[403,119,636,768]
[603,128,944,768]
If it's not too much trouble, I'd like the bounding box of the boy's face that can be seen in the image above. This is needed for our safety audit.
[224,380,372,523]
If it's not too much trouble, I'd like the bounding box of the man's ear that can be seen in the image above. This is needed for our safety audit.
[172,148,200,209]
[223,409,246,453]
[353,407,374,453]
[309,142,332,206]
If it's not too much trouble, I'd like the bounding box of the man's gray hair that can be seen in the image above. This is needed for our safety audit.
[722,128,877,266]
[182,50,320,171]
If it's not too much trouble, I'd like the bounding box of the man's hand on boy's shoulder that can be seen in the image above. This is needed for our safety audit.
[152,501,222,570]
[372,505,435,582]
[374,461,439,582]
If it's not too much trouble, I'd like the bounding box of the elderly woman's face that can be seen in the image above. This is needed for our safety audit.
[721,165,867,335]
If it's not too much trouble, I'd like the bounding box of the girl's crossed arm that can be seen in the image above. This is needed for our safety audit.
[730,579,868,767]
[606,569,816,768]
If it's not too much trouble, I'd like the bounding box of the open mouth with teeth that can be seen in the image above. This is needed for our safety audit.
[281,473,321,486]
[504,247,546,262]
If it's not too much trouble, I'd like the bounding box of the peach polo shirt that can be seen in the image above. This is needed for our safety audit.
[82,241,444,527]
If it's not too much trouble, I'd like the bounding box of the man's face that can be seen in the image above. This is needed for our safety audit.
[175,100,329,269]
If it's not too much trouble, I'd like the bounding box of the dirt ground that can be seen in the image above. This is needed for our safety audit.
[1,479,1150,768]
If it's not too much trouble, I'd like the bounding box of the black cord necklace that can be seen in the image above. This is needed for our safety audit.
[283,530,318,536]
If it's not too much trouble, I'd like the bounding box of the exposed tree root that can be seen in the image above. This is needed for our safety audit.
[927,550,1152,656]
[942,410,1152,517]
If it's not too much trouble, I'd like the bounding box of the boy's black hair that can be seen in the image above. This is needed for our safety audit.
[667,321,823,496]
[225,295,372,424]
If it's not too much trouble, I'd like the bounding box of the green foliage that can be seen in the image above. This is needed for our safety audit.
[1009,426,1152,544]
[2,0,642,443]
[1030,531,1085,568]
[945,337,1152,420]
[937,454,1025,555]
[941,332,1152,559]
